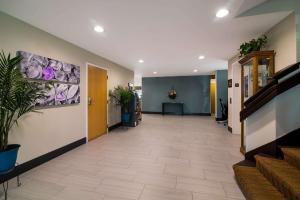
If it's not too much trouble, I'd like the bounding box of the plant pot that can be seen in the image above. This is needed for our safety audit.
[122,113,130,123]
[0,144,20,174]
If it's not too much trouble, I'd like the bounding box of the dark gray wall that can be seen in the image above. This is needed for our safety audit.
[216,70,228,119]
[142,76,210,114]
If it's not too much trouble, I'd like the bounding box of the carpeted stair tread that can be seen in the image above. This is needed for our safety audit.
[255,155,300,200]
[233,165,287,200]
[281,147,300,170]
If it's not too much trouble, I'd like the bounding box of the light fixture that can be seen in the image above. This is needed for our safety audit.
[153,71,157,74]
[193,69,198,73]
[198,55,205,60]
[216,8,229,18]
[94,25,104,33]
[138,59,144,63]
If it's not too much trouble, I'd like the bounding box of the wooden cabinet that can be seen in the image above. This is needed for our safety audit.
[239,51,275,153]
[239,51,275,103]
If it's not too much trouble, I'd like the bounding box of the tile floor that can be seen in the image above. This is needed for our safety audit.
[0,114,245,200]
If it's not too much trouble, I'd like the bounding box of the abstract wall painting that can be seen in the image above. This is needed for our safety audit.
[18,51,80,84]
[18,51,80,108]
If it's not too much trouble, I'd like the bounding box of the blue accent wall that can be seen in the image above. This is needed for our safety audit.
[216,70,228,119]
[142,76,210,114]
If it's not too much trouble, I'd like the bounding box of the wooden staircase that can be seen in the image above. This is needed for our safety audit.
[233,147,300,200]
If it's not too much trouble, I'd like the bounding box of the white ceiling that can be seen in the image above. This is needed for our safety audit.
[0,0,290,78]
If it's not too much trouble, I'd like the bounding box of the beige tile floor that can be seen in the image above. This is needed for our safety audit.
[1,114,245,200]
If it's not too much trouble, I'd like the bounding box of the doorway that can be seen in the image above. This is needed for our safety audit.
[232,61,241,135]
[87,64,108,141]
[210,79,216,116]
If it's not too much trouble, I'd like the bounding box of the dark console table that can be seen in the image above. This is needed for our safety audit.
[162,102,184,115]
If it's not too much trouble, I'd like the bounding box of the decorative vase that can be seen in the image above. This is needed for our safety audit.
[0,144,20,174]
[168,88,177,100]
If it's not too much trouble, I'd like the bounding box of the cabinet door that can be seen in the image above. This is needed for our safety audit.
[243,59,254,102]
[257,57,271,91]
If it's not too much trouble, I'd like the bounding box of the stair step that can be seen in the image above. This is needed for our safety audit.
[233,165,287,200]
[255,155,300,200]
[281,147,300,170]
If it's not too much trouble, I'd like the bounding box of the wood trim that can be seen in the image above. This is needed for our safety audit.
[239,51,275,65]
[273,62,299,80]
[241,61,244,149]
[0,138,86,184]
[228,126,232,133]
[243,79,277,107]
[240,71,300,121]
[108,122,122,131]
[253,56,258,94]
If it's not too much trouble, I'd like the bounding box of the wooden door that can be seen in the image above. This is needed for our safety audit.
[88,65,107,141]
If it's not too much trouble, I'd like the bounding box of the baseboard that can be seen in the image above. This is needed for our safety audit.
[142,111,162,114]
[0,137,86,184]
[228,126,232,133]
[108,122,122,131]
[215,117,223,121]
[184,113,211,116]
[142,111,211,116]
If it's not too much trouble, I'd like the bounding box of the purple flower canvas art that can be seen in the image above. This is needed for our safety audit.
[35,83,80,107]
[17,50,80,108]
[18,51,80,84]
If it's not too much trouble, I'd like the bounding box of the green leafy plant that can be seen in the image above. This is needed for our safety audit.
[239,35,268,57]
[109,86,132,113]
[0,51,44,151]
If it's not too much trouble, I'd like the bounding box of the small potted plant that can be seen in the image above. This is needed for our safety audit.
[239,35,268,57]
[109,86,133,123]
[0,51,43,173]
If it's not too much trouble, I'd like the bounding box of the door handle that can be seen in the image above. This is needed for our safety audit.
[88,97,92,105]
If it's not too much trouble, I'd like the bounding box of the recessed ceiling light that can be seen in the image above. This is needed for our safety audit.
[216,8,229,18]
[138,59,144,63]
[94,25,104,33]
[198,55,205,60]
[153,71,157,74]
[193,69,198,73]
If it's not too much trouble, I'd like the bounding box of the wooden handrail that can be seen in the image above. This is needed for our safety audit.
[273,62,300,80]
[244,79,277,107]
[240,63,300,121]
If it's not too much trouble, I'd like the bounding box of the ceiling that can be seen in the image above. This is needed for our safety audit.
[0,0,290,78]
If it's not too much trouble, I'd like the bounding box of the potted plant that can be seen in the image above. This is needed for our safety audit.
[239,35,268,57]
[109,86,133,123]
[0,51,43,173]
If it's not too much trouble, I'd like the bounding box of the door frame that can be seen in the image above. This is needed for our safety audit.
[85,62,109,143]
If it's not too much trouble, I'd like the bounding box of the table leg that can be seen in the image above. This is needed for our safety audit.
[181,105,184,115]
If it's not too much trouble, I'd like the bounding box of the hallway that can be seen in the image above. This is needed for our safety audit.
[2,115,244,200]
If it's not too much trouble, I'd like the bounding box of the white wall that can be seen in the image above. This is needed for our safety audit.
[228,12,297,140]
[228,55,241,134]
[265,12,297,72]
[0,11,134,163]
[244,83,300,152]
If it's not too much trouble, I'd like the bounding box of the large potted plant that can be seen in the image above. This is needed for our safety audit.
[0,51,43,173]
[109,86,133,123]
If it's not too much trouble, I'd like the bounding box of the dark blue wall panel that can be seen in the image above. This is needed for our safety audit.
[142,76,210,114]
